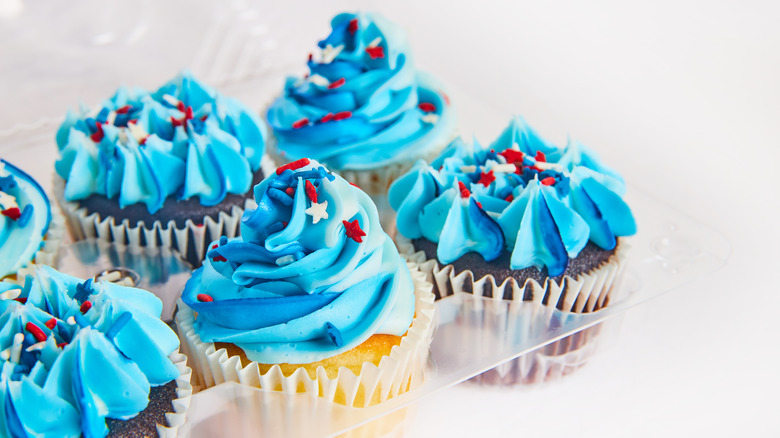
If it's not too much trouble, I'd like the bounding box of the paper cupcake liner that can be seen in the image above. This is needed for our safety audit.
[175,261,436,409]
[157,348,194,438]
[32,202,65,268]
[54,177,249,267]
[396,235,629,385]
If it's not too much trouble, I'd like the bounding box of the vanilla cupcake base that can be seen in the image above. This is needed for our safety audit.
[176,262,435,408]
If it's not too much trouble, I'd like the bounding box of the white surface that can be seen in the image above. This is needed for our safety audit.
[1,0,778,436]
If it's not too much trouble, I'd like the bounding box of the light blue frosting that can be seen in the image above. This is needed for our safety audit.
[182,159,415,364]
[389,118,637,276]
[55,71,267,214]
[267,12,455,171]
[0,265,180,438]
[0,160,52,279]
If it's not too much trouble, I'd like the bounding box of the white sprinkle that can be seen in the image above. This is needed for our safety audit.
[511,142,521,151]
[97,271,122,282]
[305,200,329,224]
[116,278,135,287]
[421,113,439,124]
[320,44,344,64]
[0,288,21,300]
[275,255,296,266]
[459,165,477,173]
[491,164,517,174]
[11,333,23,363]
[106,111,117,126]
[0,348,10,361]
[161,94,181,107]
[127,122,148,144]
[67,316,76,325]
[0,191,18,210]
[367,37,382,48]
[534,161,564,172]
[308,74,331,87]
[26,341,47,352]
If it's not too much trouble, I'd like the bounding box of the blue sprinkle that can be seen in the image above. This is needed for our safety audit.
[114,113,132,127]
[325,322,343,347]
[17,205,33,228]
[96,108,110,124]
[270,179,289,189]
[73,313,90,328]
[74,279,94,304]
[294,251,305,261]
[321,167,336,181]
[0,175,17,192]
[219,236,228,246]
[105,312,132,339]
[267,221,286,235]
[267,188,293,206]
[84,118,97,131]
[276,170,295,185]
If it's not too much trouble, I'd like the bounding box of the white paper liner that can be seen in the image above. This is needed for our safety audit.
[176,261,436,409]
[157,348,194,438]
[32,201,65,268]
[396,234,629,385]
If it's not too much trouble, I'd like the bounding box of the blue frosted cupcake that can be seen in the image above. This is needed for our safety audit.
[54,71,272,267]
[266,12,456,195]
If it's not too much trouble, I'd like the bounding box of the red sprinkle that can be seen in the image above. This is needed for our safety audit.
[45,318,57,329]
[211,244,219,250]
[25,322,47,342]
[212,255,227,262]
[115,105,131,114]
[285,187,296,197]
[349,182,361,189]
[292,118,309,129]
[282,221,288,227]
[57,342,68,348]
[343,219,367,243]
[2,208,21,220]
[528,165,543,172]
[177,101,186,112]
[476,201,483,209]
[200,115,208,121]
[197,294,214,302]
[80,301,92,314]
[478,171,495,187]
[308,53,313,62]
[541,177,556,186]
[348,18,358,35]
[14,297,26,304]
[128,119,138,125]
[320,113,335,123]
[505,194,514,202]
[535,151,547,162]
[365,46,385,59]
[139,136,148,146]
[184,106,194,120]
[327,77,346,89]
[90,122,104,142]
[332,111,352,121]
[305,180,318,203]
[514,164,524,174]
[499,149,525,163]
[276,158,311,175]
[441,91,451,106]
[171,116,183,127]
[418,102,436,113]
[458,181,471,198]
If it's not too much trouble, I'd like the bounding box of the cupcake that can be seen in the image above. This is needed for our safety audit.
[389,117,636,383]
[0,265,191,437]
[266,12,456,196]
[176,158,435,408]
[0,159,64,280]
[54,71,272,267]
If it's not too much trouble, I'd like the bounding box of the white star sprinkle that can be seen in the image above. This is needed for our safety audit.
[320,44,344,64]
[305,200,329,224]
[421,114,439,124]
[0,191,18,210]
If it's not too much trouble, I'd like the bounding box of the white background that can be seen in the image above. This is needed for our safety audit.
[1,0,778,436]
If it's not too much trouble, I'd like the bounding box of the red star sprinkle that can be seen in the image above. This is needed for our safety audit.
[177,102,186,112]
[197,294,214,302]
[499,149,525,163]
[478,170,496,186]
[285,187,295,197]
[505,194,514,202]
[276,158,311,175]
[327,77,346,89]
[90,121,104,142]
[2,208,21,220]
[535,151,547,162]
[305,180,318,203]
[418,102,436,113]
[212,255,227,262]
[292,118,309,129]
[343,219,366,243]
[365,46,385,59]
[25,322,47,342]
[458,181,471,198]
[321,113,335,123]
[116,105,131,114]
[348,18,358,35]
[541,177,556,186]
[80,301,92,314]
[45,318,57,329]
[332,111,352,121]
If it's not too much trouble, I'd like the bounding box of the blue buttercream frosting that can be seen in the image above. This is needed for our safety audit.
[0,265,180,438]
[182,158,416,364]
[0,160,52,279]
[266,12,455,171]
[55,71,267,214]
[389,118,637,277]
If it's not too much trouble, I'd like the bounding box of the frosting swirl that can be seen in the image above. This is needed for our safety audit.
[389,117,636,276]
[0,160,52,278]
[0,265,180,437]
[55,71,267,214]
[182,158,415,364]
[266,12,455,170]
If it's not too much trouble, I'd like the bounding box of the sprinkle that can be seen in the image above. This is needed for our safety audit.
[66,316,76,325]
[26,341,47,353]
[211,244,219,250]
[365,46,385,59]
[332,111,352,121]
[308,74,330,87]
[325,322,343,347]
[320,113,335,123]
[45,318,57,330]
[421,114,439,124]
[212,255,227,262]
[0,348,8,361]
[305,180,318,203]
[308,53,313,62]
[2,207,21,220]
[11,333,23,363]
[90,121,104,142]
[441,91,451,106]
[327,77,346,89]
[418,102,436,113]
[505,194,514,202]
[490,164,517,174]
[116,105,132,114]
[14,297,26,304]
[268,188,294,205]
[106,111,117,126]
[177,101,186,112]
[343,219,366,243]
[305,200,329,224]
[458,181,471,198]
[478,170,496,186]
[275,255,296,266]
[541,177,556,186]
[535,151,547,162]
[367,37,382,48]
[57,343,67,349]
[162,94,180,107]
[105,312,132,339]
[348,18,358,34]
[25,322,46,343]
[0,287,21,300]
[276,158,311,175]
[17,205,33,227]
[197,294,214,302]
[0,191,17,210]
[320,44,344,64]
[284,186,295,197]
[80,301,92,314]
[349,182,361,189]
[292,118,309,129]
[498,149,524,163]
